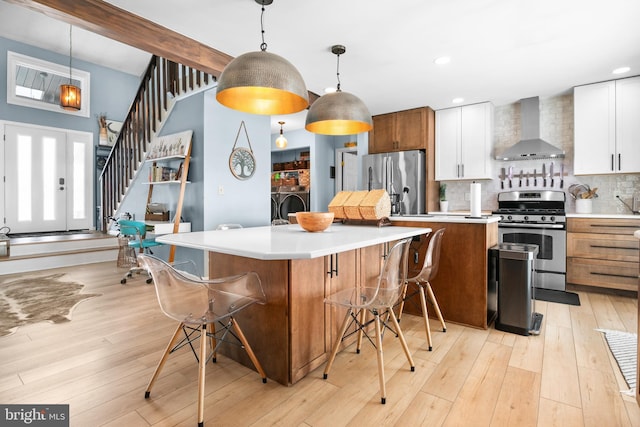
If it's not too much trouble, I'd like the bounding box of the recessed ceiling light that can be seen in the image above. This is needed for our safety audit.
[434,56,451,65]
[324,86,337,93]
[452,97,464,104]
[612,66,631,75]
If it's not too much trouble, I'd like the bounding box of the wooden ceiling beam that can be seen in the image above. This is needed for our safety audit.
[6,0,232,77]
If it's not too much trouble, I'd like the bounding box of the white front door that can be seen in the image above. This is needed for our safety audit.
[3,123,93,234]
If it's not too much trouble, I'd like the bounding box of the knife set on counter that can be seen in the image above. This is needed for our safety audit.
[499,162,565,189]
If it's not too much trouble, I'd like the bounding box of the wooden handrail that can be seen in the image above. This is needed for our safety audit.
[99,55,214,231]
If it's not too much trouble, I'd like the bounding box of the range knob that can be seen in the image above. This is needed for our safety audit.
[550,216,555,222]
[541,216,546,221]
[507,215,512,221]
[523,215,529,221]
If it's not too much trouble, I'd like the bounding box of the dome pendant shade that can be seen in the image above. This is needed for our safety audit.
[305,91,373,135]
[60,84,81,111]
[216,51,309,115]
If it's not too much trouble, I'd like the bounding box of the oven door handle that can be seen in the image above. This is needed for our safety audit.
[498,223,566,230]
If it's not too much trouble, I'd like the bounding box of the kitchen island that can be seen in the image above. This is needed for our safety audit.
[391,214,500,330]
[157,223,430,385]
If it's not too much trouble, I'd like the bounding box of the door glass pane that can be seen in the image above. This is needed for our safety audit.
[42,137,56,220]
[73,141,86,219]
[17,135,32,221]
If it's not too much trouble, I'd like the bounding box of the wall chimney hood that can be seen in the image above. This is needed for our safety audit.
[496,97,565,161]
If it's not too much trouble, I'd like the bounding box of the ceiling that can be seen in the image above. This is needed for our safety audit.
[1,0,639,134]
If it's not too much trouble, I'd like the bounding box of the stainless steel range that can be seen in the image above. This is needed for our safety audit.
[494,190,566,291]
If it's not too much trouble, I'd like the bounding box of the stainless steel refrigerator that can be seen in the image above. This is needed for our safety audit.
[361,150,425,215]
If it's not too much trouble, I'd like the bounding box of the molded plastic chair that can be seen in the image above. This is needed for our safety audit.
[118,219,163,284]
[398,228,447,351]
[323,238,414,404]
[138,254,267,427]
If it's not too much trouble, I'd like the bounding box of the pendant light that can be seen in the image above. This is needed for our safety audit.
[216,0,308,115]
[60,25,81,111]
[275,121,287,148]
[305,45,372,135]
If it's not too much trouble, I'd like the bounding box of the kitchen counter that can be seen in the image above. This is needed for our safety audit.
[157,223,428,259]
[158,224,431,385]
[390,213,500,224]
[567,213,640,219]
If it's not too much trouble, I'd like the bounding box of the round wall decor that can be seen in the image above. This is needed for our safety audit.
[228,121,256,180]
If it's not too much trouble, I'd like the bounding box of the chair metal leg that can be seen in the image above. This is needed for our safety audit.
[387,307,415,370]
[426,282,447,332]
[418,285,433,351]
[324,308,353,379]
[207,323,216,363]
[373,313,386,404]
[197,324,207,427]
[356,308,367,354]
[230,317,267,383]
[145,322,184,398]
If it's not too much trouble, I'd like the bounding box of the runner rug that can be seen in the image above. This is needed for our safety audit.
[597,328,637,395]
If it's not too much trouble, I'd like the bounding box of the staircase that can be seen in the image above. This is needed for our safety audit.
[100,55,215,231]
[0,232,120,275]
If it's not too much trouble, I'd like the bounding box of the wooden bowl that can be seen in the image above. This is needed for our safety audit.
[296,212,334,232]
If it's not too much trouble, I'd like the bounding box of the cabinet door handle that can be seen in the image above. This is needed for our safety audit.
[590,244,638,251]
[327,253,339,277]
[591,271,637,279]
[461,164,464,177]
[457,164,460,178]
[611,154,614,171]
[618,153,621,171]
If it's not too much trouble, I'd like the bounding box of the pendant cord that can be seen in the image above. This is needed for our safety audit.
[335,53,341,92]
[260,4,267,51]
[68,25,73,84]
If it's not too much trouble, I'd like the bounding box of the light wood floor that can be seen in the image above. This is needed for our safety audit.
[1,261,639,427]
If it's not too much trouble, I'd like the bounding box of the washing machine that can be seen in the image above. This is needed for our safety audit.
[277,191,309,221]
[270,193,280,222]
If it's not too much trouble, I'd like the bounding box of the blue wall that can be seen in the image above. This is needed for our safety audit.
[0,36,140,143]
[117,91,206,271]
[203,90,271,230]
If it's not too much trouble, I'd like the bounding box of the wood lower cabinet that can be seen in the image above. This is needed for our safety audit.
[208,243,385,385]
[567,217,640,291]
[393,220,499,329]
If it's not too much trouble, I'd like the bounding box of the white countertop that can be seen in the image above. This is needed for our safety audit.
[157,223,431,260]
[389,213,500,224]
[567,213,640,219]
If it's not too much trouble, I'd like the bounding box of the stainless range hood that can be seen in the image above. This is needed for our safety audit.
[496,97,565,161]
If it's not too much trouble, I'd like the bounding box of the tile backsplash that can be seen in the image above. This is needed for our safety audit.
[441,95,640,214]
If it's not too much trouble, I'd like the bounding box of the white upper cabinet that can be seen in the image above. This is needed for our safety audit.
[435,102,494,181]
[574,76,640,175]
